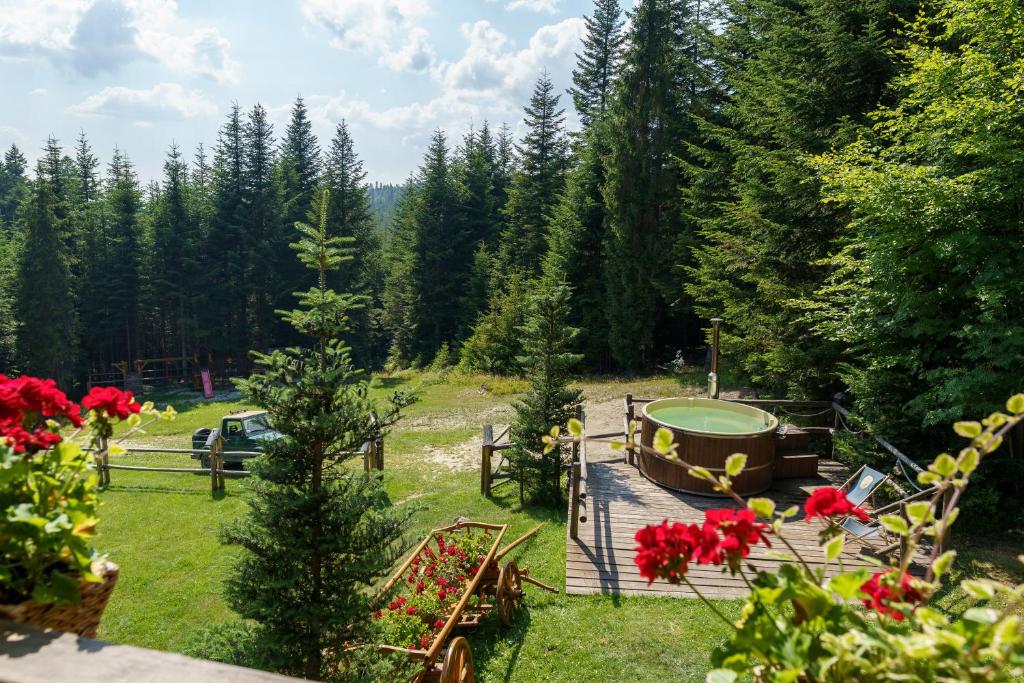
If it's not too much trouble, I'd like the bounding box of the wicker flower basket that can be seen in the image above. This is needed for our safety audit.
[0,560,119,638]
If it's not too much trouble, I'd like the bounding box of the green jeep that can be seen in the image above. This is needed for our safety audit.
[191,410,282,468]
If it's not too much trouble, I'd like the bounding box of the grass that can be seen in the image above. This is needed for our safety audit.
[91,369,1024,681]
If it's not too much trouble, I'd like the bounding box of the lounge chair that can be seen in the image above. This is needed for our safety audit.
[839,487,938,559]
[839,464,890,512]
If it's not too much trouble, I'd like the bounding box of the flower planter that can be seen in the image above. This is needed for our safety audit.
[0,560,119,638]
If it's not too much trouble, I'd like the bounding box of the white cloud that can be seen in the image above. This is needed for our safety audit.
[302,17,584,141]
[66,82,217,124]
[302,0,435,73]
[30,88,48,96]
[379,27,436,74]
[440,18,585,108]
[505,0,560,13]
[0,0,239,83]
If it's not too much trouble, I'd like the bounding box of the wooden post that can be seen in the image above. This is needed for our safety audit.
[481,424,494,496]
[831,403,841,461]
[375,438,384,471]
[569,460,581,540]
[208,431,225,492]
[938,487,954,554]
[624,393,635,466]
[98,436,110,487]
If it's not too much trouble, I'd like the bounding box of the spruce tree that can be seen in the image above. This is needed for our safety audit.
[382,132,465,363]
[104,149,143,366]
[499,73,569,276]
[15,163,79,387]
[151,144,202,362]
[320,120,379,367]
[684,0,913,396]
[222,189,411,680]
[570,0,624,127]
[602,0,703,369]
[72,133,110,373]
[0,144,28,230]
[543,119,613,368]
[205,104,247,358]
[241,103,281,351]
[508,281,583,505]
[453,126,502,333]
[277,96,321,324]
[0,146,28,372]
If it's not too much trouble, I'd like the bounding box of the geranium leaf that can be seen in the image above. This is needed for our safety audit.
[879,515,909,536]
[828,569,870,600]
[823,534,843,562]
[653,428,674,455]
[962,579,996,600]
[748,497,775,519]
[953,421,982,439]
[725,453,747,477]
[932,550,956,577]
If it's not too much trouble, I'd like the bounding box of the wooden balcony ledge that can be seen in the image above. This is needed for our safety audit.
[0,621,301,683]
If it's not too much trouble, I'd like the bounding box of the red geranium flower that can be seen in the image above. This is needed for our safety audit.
[634,519,704,584]
[860,570,923,621]
[705,509,772,564]
[433,619,445,629]
[437,588,447,601]
[82,386,142,420]
[804,487,870,522]
[0,374,83,452]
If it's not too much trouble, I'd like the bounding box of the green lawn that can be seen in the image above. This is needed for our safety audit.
[92,370,1023,682]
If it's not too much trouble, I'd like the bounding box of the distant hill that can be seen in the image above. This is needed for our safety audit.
[367,182,404,233]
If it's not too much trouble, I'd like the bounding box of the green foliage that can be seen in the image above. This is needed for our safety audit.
[509,281,583,505]
[602,0,704,370]
[570,0,624,128]
[810,0,1024,522]
[221,188,413,680]
[0,441,100,605]
[543,119,613,368]
[458,273,533,376]
[685,0,914,397]
[321,120,383,368]
[498,73,569,277]
[15,161,79,386]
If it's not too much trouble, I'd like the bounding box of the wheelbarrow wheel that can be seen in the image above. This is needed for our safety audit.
[496,560,523,626]
[440,636,474,683]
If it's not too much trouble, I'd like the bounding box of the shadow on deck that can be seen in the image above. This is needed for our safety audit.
[566,457,887,598]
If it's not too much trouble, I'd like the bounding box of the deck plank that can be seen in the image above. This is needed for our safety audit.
[566,457,897,599]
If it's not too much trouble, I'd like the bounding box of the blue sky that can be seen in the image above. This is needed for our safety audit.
[0,0,598,183]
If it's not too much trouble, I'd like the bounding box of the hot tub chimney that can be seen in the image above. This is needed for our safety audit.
[708,318,722,399]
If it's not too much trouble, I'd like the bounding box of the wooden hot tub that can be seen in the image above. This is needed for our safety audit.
[638,398,778,496]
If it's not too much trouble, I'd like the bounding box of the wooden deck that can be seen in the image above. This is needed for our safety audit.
[566,457,880,599]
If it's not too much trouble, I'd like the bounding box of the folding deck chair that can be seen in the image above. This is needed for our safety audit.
[839,485,938,560]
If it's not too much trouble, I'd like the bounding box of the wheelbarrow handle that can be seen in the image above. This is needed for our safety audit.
[495,522,545,560]
[520,573,559,594]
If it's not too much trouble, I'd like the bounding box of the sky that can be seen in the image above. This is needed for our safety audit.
[0,0,599,184]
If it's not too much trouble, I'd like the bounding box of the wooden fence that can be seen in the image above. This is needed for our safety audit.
[92,429,385,493]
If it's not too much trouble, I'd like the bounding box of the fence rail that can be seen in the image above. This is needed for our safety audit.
[93,427,384,493]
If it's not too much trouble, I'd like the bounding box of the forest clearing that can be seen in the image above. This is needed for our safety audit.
[73,371,1024,681]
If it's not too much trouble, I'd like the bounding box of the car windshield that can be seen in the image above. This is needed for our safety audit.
[244,415,271,435]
